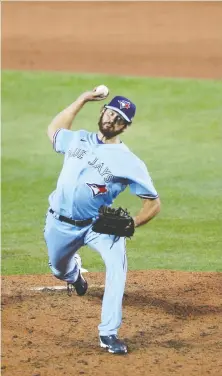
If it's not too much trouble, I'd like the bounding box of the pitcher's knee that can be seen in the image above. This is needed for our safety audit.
[105,262,127,282]
[104,251,127,275]
[49,263,65,281]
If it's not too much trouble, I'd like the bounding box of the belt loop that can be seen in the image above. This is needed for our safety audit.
[50,209,59,220]
[54,213,60,220]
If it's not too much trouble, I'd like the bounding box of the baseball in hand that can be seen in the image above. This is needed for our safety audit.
[95,85,109,97]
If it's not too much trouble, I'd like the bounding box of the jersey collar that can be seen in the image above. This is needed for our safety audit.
[96,133,123,145]
[96,134,104,144]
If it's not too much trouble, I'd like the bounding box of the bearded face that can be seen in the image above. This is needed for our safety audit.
[98,109,128,139]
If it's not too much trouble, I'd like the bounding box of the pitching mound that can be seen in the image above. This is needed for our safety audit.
[2,270,222,376]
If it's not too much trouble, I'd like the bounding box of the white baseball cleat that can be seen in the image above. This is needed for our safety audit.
[67,253,88,296]
[74,253,88,273]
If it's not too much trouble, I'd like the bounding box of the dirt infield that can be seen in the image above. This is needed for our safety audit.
[2,271,222,376]
[2,1,222,78]
[2,1,222,375]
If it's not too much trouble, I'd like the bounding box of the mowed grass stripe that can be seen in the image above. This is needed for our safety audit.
[2,71,222,274]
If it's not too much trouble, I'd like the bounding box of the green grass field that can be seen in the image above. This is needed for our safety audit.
[2,70,222,275]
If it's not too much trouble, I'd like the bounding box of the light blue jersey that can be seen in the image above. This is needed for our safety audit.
[49,129,158,219]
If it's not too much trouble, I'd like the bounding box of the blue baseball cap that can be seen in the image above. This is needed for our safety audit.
[104,96,136,124]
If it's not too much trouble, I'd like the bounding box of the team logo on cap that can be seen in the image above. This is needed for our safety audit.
[118,100,131,110]
[87,183,108,197]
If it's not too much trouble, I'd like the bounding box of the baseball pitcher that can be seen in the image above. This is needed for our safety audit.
[44,87,161,354]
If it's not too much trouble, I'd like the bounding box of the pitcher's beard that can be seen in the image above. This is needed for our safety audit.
[98,115,124,139]
[99,125,123,139]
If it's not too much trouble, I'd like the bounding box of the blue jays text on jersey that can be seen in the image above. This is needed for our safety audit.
[49,129,158,220]
[67,147,114,183]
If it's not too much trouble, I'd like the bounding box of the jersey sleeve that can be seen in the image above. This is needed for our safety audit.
[53,129,74,154]
[53,129,86,154]
[129,160,159,199]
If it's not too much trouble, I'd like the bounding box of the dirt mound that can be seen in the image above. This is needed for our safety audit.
[2,271,222,376]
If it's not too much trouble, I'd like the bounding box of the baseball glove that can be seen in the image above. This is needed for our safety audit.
[92,205,135,238]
